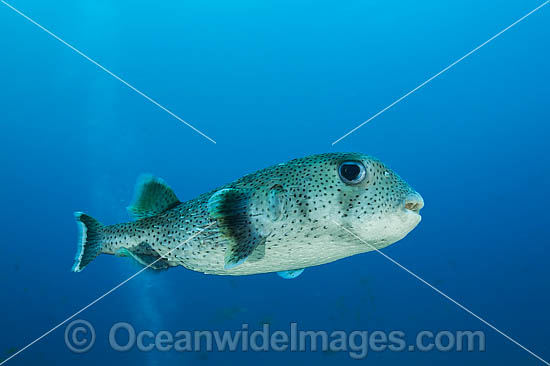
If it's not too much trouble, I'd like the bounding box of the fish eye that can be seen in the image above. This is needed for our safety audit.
[338,161,367,185]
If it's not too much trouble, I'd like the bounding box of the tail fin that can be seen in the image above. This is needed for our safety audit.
[72,212,104,272]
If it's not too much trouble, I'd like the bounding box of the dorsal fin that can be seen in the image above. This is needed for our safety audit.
[127,175,180,220]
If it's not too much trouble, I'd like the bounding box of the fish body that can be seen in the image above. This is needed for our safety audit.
[72,153,423,276]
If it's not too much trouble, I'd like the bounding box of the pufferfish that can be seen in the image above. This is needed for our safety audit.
[72,152,423,279]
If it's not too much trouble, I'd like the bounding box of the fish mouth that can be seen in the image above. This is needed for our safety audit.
[404,192,424,214]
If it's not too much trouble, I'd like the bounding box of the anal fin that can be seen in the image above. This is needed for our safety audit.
[116,243,170,271]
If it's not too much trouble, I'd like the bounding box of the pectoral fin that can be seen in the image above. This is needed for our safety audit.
[267,184,286,221]
[207,188,266,269]
[277,268,305,279]
[247,241,266,263]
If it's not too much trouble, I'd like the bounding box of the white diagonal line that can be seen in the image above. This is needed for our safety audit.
[332,220,549,365]
[0,0,217,144]
[0,222,215,366]
[332,0,549,145]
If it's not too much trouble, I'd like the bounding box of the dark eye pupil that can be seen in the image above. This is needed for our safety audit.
[341,163,361,181]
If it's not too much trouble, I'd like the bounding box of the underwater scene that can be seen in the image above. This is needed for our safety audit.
[0,0,549,365]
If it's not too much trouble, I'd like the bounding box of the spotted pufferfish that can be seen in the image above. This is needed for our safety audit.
[72,152,424,279]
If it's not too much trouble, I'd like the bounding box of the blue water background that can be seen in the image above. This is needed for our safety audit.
[1,0,549,364]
